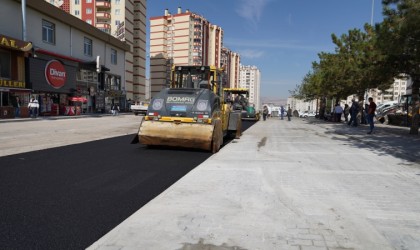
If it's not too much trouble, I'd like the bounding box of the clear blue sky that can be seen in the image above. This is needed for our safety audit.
[147,0,384,99]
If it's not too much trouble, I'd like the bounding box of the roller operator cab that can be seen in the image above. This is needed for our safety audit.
[132,65,242,153]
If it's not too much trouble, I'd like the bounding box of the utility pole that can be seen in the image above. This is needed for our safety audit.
[21,0,27,41]
[371,0,375,26]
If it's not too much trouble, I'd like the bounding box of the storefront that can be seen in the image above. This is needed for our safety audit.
[28,50,79,116]
[77,63,105,113]
[103,73,125,113]
[0,34,32,118]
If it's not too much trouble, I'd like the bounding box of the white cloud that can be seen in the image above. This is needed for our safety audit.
[238,49,265,59]
[235,0,271,28]
[225,38,332,52]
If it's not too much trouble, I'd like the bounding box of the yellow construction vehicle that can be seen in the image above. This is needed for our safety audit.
[224,88,260,121]
[132,65,241,153]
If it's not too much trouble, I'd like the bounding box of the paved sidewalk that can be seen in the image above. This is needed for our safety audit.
[87,118,420,250]
[0,113,141,157]
[0,112,127,123]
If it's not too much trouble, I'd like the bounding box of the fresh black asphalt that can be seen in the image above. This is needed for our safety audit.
[0,120,255,250]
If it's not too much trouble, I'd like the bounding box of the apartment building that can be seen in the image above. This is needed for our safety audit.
[149,7,238,98]
[343,77,412,106]
[0,0,129,118]
[46,0,147,102]
[221,48,240,88]
[377,77,410,104]
[238,65,261,110]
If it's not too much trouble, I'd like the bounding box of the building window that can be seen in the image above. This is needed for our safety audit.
[86,19,92,25]
[115,20,120,26]
[86,8,92,14]
[75,10,80,16]
[0,49,11,79]
[115,0,120,4]
[42,20,55,44]
[115,9,121,15]
[84,37,92,56]
[86,0,92,3]
[111,49,117,64]
[75,0,80,4]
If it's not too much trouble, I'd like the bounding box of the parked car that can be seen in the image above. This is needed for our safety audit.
[376,101,399,114]
[300,111,316,118]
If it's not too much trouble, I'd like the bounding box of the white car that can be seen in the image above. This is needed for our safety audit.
[300,111,316,118]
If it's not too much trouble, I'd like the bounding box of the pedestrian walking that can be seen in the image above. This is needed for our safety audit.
[111,104,119,116]
[366,97,377,134]
[280,106,285,120]
[287,106,292,121]
[12,96,21,118]
[334,103,343,122]
[344,104,350,122]
[28,97,39,118]
[262,105,268,121]
[347,99,359,127]
[115,104,120,115]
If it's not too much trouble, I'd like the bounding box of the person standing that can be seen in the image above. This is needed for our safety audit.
[115,104,120,116]
[33,98,39,117]
[111,104,116,116]
[262,105,268,121]
[348,99,359,127]
[12,96,21,118]
[280,106,285,120]
[334,103,343,122]
[343,104,350,122]
[287,106,292,121]
[28,97,39,118]
[366,97,377,134]
[362,103,369,124]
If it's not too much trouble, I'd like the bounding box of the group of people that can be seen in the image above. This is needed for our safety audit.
[335,98,377,134]
[262,105,292,121]
[261,98,377,134]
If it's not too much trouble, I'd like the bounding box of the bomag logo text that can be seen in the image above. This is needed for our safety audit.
[167,96,195,104]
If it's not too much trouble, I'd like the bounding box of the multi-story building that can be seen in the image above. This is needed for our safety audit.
[344,77,412,105]
[149,7,238,98]
[0,0,129,118]
[238,65,261,110]
[221,48,240,88]
[378,77,410,104]
[45,0,147,103]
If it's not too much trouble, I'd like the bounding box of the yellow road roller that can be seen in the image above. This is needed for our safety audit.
[132,65,241,153]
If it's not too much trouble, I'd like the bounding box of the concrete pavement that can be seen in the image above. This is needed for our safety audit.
[85,117,420,250]
[0,113,141,157]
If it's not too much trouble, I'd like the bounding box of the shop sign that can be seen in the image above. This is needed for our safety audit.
[107,90,123,97]
[0,34,32,51]
[45,60,67,89]
[0,79,26,88]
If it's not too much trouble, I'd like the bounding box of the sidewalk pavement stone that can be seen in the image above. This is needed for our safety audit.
[87,118,419,250]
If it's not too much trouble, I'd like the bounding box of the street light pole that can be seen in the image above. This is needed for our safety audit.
[371,0,375,26]
[21,0,27,41]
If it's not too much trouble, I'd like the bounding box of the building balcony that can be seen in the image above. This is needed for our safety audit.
[96,22,111,30]
[96,1,111,9]
[96,12,111,20]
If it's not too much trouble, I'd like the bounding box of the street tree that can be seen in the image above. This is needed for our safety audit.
[376,0,420,134]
